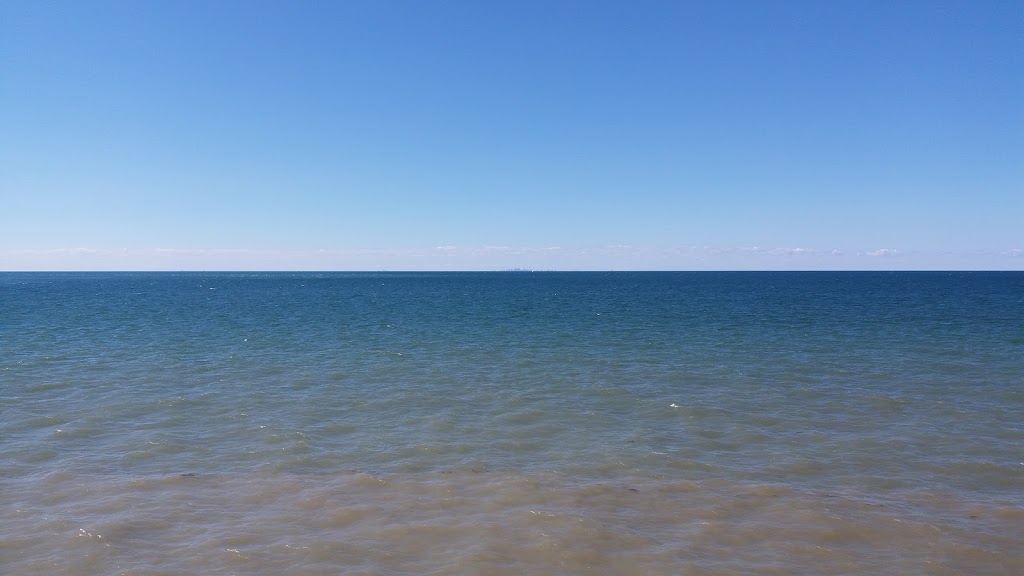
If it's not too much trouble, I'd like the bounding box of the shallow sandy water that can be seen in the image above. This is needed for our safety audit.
[3,470,1021,575]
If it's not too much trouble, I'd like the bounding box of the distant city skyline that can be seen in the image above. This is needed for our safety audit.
[2,0,1021,270]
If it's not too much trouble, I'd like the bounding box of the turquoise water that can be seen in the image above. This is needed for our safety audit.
[2,272,1022,574]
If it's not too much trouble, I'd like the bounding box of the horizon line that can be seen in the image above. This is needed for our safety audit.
[3,269,1022,274]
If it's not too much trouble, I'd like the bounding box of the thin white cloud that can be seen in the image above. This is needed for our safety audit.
[776,247,816,256]
[8,247,101,256]
[737,246,818,256]
[4,244,1022,271]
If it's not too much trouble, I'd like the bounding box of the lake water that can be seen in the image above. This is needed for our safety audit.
[2,272,1022,574]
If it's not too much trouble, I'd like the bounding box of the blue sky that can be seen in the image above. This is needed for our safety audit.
[2,0,1021,270]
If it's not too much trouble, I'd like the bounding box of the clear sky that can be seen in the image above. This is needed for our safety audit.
[2,0,1021,270]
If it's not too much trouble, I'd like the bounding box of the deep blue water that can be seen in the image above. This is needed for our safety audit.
[3,271,1022,495]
